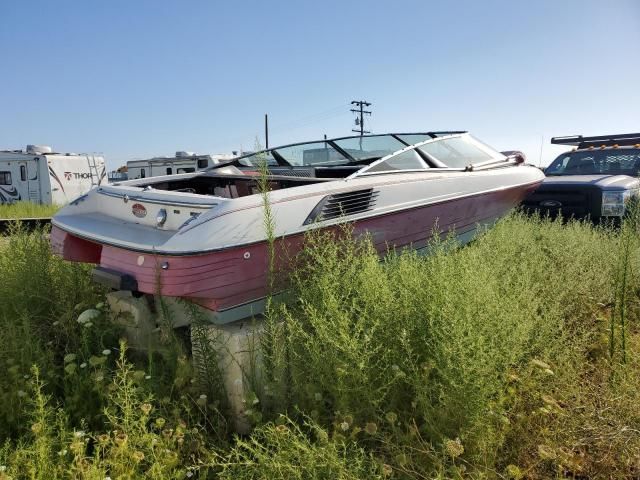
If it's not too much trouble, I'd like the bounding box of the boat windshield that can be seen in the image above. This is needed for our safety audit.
[417,135,495,167]
[545,149,640,176]
[238,150,279,166]
[394,134,432,145]
[274,142,348,166]
[238,142,349,167]
[233,134,422,168]
[355,134,505,175]
[212,132,497,171]
[332,135,407,161]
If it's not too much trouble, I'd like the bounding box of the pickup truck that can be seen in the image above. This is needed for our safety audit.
[522,133,640,222]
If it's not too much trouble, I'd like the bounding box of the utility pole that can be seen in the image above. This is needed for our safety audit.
[264,114,269,149]
[351,100,371,136]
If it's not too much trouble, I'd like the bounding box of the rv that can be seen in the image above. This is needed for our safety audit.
[126,151,235,180]
[0,145,106,205]
[108,165,128,182]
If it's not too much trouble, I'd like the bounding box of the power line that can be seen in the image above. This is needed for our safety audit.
[270,104,351,132]
[216,105,351,153]
[351,100,372,136]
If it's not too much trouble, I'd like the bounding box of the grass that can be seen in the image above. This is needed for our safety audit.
[1,212,640,478]
[260,215,639,478]
[0,201,60,219]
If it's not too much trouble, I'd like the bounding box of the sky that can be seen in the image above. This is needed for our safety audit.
[1,0,639,170]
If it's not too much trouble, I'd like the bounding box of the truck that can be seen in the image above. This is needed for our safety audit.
[522,133,640,222]
[0,145,106,205]
[126,151,235,180]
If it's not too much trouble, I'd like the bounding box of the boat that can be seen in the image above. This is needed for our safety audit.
[51,132,544,323]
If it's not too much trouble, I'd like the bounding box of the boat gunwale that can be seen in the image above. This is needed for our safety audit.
[51,177,542,257]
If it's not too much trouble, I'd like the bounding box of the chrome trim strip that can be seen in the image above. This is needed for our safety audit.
[97,188,217,209]
[469,160,519,171]
[356,167,465,177]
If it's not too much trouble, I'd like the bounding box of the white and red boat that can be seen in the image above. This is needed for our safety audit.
[51,132,543,323]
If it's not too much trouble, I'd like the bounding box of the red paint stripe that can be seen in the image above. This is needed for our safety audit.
[55,179,538,311]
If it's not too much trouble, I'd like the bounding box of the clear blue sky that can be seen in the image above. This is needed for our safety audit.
[1,0,638,169]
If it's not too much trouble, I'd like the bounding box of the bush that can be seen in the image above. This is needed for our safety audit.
[0,225,113,437]
[2,212,640,478]
[262,214,637,475]
[212,415,384,480]
[0,349,210,480]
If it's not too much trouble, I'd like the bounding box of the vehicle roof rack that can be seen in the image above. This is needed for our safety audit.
[551,133,640,148]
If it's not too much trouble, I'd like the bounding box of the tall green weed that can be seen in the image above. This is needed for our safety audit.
[263,214,629,475]
[0,202,59,219]
[211,415,384,479]
[0,225,113,437]
[2,210,640,478]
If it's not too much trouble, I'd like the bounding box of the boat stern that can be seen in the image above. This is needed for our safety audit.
[51,224,103,263]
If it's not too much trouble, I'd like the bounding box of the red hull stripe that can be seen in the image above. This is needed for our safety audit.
[53,181,538,311]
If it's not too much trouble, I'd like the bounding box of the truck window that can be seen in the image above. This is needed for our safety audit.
[0,171,12,185]
[166,168,172,175]
[197,158,208,168]
[547,150,640,176]
[20,165,26,181]
[141,169,146,178]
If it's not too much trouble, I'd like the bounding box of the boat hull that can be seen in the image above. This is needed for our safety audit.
[51,179,538,318]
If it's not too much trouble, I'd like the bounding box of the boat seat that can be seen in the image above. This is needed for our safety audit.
[234,181,251,198]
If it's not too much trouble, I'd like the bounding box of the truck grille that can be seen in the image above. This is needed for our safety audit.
[522,187,595,219]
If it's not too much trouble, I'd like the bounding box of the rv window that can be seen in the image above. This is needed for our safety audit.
[141,169,146,178]
[166,168,172,175]
[177,168,196,174]
[197,158,209,169]
[0,172,12,185]
[20,166,26,182]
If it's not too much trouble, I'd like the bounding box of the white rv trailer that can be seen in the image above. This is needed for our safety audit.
[126,151,236,180]
[0,145,106,205]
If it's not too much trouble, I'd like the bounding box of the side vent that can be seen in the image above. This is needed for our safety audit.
[268,167,314,178]
[303,189,378,225]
